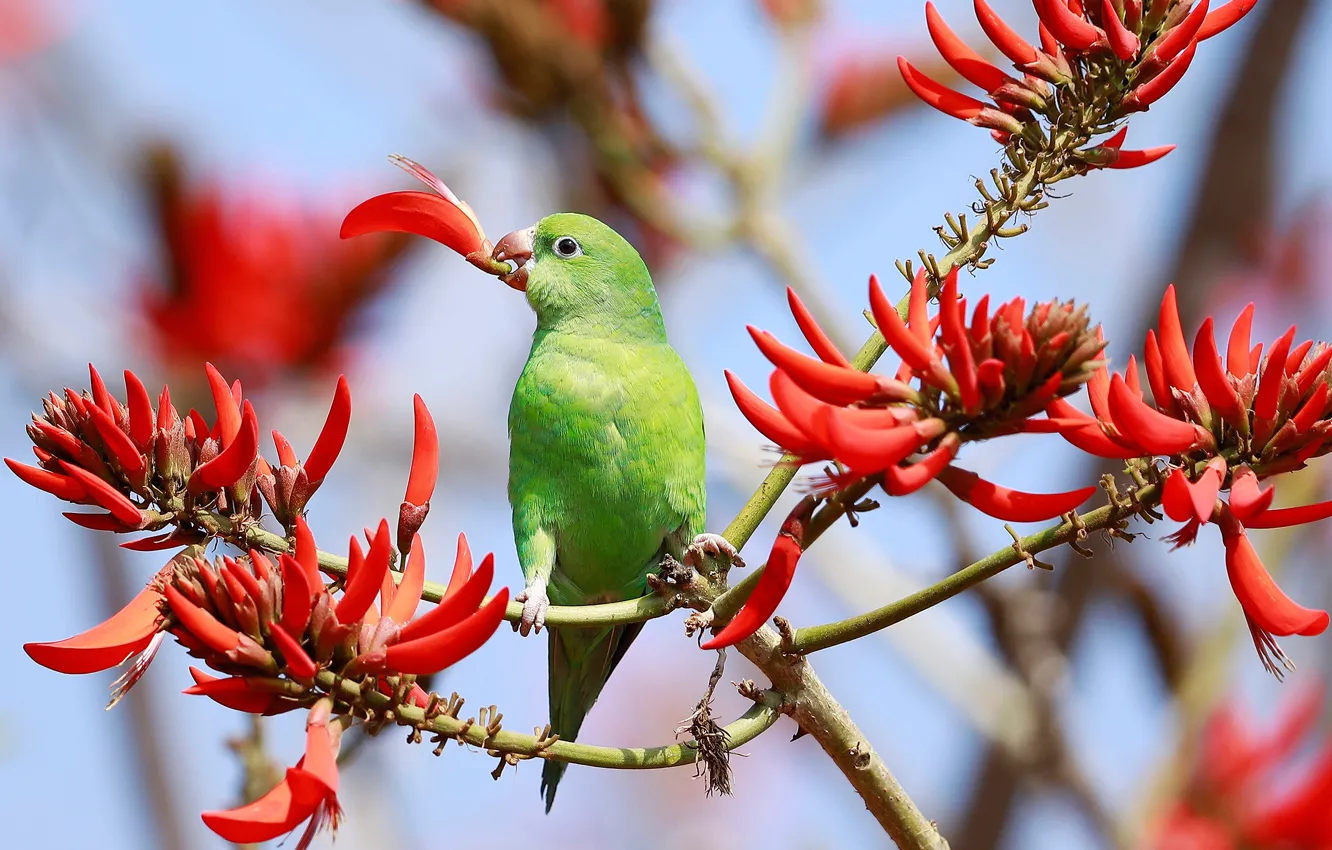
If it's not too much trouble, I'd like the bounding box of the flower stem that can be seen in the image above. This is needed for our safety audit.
[788,484,1160,654]
[316,671,782,769]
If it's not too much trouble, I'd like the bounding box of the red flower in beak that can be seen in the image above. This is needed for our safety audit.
[341,155,511,278]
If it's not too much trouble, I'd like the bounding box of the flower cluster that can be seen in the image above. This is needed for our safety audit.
[900,0,1259,162]
[12,362,510,845]
[730,268,1104,520]
[1047,288,1332,674]
[25,512,507,844]
[1153,687,1332,850]
[6,362,350,548]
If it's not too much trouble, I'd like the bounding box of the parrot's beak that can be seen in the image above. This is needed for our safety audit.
[492,226,535,291]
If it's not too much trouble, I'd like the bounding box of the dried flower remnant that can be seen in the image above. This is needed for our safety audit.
[1049,287,1332,675]
[728,269,1101,520]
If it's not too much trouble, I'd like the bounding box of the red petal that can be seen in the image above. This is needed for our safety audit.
[340,190,484,257]
[973,0,1039,65]
[164,583,242,655]
[820,410,938,475]
[202,774,310,844]
[88,364,117,420]
[926,2,1012,92]
[786,288,850,367]
[1162,458,1225,525]
[272,430,299,469]
[747,327,880,406]
[293,516,320,585]
[58,461,143,526]
[1228,467,1275,523]
[1158,285,1198,392]
[383,588,508,675]
[939,271,980,414]
[270,624,317,678]
[1144,330,1180,417]
[1223,522,1329,637]
[1197,0,1258,39]
[156,386,177,432]
[335,519,392,624]
[897,56,987,120]
[936,466,1095,521]
[1100,0,1139,60]
[204,363,241,449]
[701,508,807,650]
[24,585,163,673]
[724,370,822,457]
[1105,145,1176,168]
[303,375,350,484]
[398,553,495,642]
[1193,318,1246,429]
[1125,39,1197,110]
[124,370,154,447]
[1046,400,1143,458]
[1148,0,1208,64]
[1106,374,1205,455]
[404,394,438,506]
[1294,346,1332,398]
[1291,382,1328,433]
[1254,327,1296,421]
[184,668,287,714]
[5,457,87,501]
[62,511,133,532]
[279,553,315,635]
[188,401,259,492]
[1244,500,1332,529]
[444,533,474,601]
[88,405,144,474]
[881,434,959,496]
[386,534,426,624]
[1226,303,1255,378]
[1034,0,1103,49]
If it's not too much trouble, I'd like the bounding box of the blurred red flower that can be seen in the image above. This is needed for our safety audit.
[138,148,410,385]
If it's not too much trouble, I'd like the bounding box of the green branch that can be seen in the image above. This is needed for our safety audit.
[789,483,1159,654]
[317,671,783,770]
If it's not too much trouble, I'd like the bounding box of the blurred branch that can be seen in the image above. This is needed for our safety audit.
[88,533,188,850]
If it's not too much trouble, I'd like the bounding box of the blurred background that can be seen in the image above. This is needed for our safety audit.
[1,0,1331,847]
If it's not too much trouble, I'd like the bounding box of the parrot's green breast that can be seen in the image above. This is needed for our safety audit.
[508,329,704,604]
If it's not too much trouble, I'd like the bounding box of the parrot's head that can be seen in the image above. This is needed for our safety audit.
[491,213,662,330]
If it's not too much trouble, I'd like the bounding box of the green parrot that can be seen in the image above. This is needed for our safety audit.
[490,213,738,811]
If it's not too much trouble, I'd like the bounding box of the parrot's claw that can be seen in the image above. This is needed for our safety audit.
[685,533,744,570]
[514,584,550,636]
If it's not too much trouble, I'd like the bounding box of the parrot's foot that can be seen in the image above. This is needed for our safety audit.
[685,533,744,570]
[513,583,549,636]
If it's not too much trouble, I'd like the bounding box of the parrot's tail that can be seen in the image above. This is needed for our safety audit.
[541,621,643,812]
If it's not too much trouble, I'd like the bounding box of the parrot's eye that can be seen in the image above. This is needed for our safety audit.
[553,236,582,259]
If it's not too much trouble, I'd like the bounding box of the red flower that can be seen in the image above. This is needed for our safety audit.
[898,1,1260,157]
[702,497,814,650]
[729,269,1101,521]
[341,155,509,278]
[1152,686,1332,849]
[140,149,408,383]
[1050,288,1332,674]
[257,375,352,526]
[202,697,344,848]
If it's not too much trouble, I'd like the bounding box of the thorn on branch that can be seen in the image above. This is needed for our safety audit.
[1006,524,1053,571]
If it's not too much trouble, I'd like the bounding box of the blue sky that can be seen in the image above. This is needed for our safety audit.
[1,1,1331,848]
